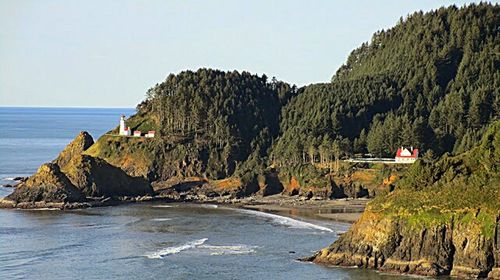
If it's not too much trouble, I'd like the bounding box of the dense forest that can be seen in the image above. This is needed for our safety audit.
[272,3,499,164]
[133,69,295,179]
[131,3,498,180]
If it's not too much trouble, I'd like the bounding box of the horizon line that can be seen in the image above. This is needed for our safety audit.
[0,105,136,109]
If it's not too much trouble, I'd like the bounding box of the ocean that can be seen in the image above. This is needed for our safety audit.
[0,107,414,280]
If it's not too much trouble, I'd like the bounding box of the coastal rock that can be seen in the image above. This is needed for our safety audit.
[257,172,284,196]
[310,208,499,278]
[61,154,154,197]
[1,132,154,209]
[235,173,260,198]
[54,131,94,169]
[13,176,27,181]
[309,121,500,278]
[283,176,300,196]
[53,132,153,198]
[4,163,85,206]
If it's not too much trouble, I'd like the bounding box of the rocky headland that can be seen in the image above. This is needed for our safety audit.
[0,131,154,209]
[305,122,500,279]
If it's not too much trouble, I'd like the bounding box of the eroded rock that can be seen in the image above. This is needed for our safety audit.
[4,163,85,207]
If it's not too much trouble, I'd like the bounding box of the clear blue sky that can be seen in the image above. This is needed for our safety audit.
[0,0,486,107]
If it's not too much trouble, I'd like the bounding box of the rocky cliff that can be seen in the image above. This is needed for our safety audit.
[54,131,94,169]
[0,131,153,209]
[62,154,153,197]
[308,121,500,279]
[0,163,85,208]
[310,202,499,278]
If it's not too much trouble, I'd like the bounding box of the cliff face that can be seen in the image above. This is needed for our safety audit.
[1,163,85,208]
[1,131,153,209]
[84,135,157,180]
[62,154,153,197]
[312,205,498,278]
[309,121,500,279]
[278,163,404,199]
[54,131,94,169]
[87,131,404,200]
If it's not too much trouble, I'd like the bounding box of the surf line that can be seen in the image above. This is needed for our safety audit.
[228,208,334,232]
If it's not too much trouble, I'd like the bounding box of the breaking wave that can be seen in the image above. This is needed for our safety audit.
[234,209,334,232]
[145,239,257,259]
[152,205,176,208]
[198,244,257,256]
[146,238,208,259]
[151,218,173,222]
[198,204,218,209]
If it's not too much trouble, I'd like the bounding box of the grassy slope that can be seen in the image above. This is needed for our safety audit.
[369,120,500,236]
[312,121,499,278]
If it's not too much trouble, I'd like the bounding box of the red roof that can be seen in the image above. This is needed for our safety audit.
[396,147,419,158]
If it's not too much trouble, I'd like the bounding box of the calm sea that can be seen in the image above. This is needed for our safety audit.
[0,107,414,280]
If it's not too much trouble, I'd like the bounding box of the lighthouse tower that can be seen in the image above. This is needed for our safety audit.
[119,115,131,136]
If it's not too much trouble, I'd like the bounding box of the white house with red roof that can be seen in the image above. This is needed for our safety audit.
[395,147,419,163]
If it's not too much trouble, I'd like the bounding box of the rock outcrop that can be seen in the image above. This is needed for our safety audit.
[61,154,153,197]
[309,207,499,278]
[307,121,500,279]
[0,131,154,209]
[1,163,85,208]
[54,131,94,169]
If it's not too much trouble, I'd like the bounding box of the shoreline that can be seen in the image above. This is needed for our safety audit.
[0,186,366,224]
[235,195,367,224]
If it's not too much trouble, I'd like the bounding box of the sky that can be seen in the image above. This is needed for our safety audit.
[0,0,488,107]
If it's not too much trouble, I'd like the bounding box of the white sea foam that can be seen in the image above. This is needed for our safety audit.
[152,205,175,208]
[234,208,334,232]
[146,238,208,259]
[198,244,257,256]
[151,218,173,222]
[22,208,60,211]
[2,177,15,181]
[198,204,218,209]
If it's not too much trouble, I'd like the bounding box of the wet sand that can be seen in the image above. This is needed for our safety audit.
[238,195,369,223]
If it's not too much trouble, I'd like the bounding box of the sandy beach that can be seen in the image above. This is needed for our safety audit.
[237,195,369,223]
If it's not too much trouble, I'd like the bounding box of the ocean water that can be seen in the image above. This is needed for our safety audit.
[0,108,416,280]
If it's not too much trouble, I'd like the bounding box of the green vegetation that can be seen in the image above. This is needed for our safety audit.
[85,135,156,179]
[94,69,296,181]
[88,4,498,201]
[272,3,499,162]
[369,120,500,236]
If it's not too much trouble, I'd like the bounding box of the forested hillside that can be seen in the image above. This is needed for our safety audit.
[272,3,499,163]
[91,69,295,181]
[86,3,498,199]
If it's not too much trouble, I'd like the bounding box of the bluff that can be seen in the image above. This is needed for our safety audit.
[307,121,500,279]
[0,131,153,209]
[84,69,301,197]
[0,163,85,208]
[84,68,408,199]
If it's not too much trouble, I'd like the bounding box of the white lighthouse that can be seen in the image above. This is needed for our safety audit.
[119,115,131,136]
